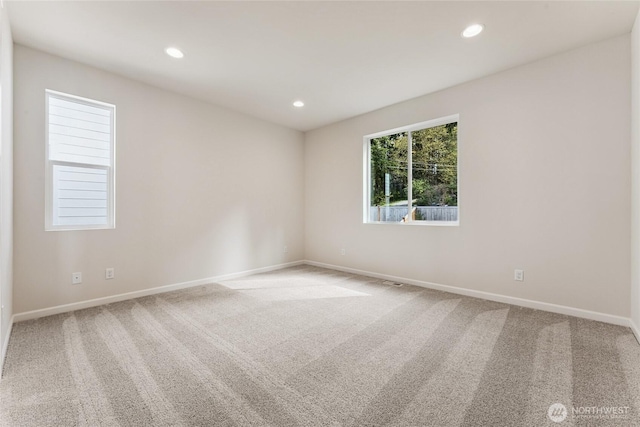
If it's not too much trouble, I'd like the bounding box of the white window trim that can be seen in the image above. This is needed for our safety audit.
[363,114,460,226]
[45,90,116,231]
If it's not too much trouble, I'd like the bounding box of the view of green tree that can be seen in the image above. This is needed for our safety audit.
[412,122,457,206]
[370,122,457,207]
[370,132,408,206]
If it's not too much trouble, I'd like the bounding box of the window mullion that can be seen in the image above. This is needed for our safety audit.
[407,131,413,222]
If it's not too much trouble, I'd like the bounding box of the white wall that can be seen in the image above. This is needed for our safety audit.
[13,45,304,314]
[632,11,640,334]
[305,36,631,318]
[0,6,13,363]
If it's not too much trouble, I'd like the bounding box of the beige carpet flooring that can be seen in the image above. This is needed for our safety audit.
[1,265,639,426]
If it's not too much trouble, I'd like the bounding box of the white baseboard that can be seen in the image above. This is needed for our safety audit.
[9,258,637,333]
[1,315,14,375]
[13,261,304,323]
[630,319,640,345]
[304,260,633,328]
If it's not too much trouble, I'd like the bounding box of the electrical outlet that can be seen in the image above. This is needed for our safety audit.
[514,269,524,282]
[72,272,82,285]
[105,268,115,280]
[341,248,346,255]
[283,246,288,254]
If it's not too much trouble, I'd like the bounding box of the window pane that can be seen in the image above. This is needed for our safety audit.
[411,122,458,222]
[48,94,112,167]
[52,164,108,227]
[370,132,409,222]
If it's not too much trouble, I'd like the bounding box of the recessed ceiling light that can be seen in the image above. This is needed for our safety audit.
[462,24,484,38]
[165,47,184,59]
[293,100,305,108]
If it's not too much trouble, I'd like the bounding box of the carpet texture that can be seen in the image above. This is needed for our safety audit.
[1,265,639,426]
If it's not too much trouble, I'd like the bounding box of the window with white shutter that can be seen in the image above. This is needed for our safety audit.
[46,90,115,230]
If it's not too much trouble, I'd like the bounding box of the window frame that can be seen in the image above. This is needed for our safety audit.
[45,90,116,231]
[363,114,459,226]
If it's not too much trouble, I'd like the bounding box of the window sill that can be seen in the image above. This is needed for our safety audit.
[46,226,115,232]
[364,221,459,227]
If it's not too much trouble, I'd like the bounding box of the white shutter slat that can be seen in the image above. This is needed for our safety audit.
[56,216,108,226]
[49,96,110,117]
[49,114,111,134]
[49,123,110,143]
[49,134,110,151]
[58,207,108,217]
[58,189,107,200]
[58,199,107,208]
[54,170,107,183]
[49,105,110,125]
[58,180,106,192]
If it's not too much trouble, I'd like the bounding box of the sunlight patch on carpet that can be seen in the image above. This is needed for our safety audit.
[239,285,370,301]
[220,277,332,290]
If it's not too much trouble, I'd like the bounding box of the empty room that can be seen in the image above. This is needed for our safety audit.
[1,1,640,426]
